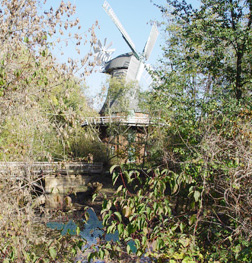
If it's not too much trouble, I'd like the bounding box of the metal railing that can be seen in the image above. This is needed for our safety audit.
[82,115,152,127]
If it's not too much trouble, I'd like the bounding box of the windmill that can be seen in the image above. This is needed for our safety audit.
[100,0,159,115]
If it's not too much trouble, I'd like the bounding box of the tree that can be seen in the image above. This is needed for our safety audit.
[156,0,252,101]
[0,0,99,161]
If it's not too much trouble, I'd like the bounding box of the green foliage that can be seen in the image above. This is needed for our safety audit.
[90,166,204,262]
[0,77,100,161]
[156,0,252,101]
[0,0,100,162]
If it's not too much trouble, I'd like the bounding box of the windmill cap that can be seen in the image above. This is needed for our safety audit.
[102,52,134,74]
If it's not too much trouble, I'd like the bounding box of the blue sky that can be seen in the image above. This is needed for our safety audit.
[49,0,200,110]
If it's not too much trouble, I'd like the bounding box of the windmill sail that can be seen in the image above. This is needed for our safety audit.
[143,22,159,60]
[103,0,139,59]
[102,0,159,82]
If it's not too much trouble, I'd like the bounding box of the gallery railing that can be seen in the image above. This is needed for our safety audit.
[82,115,154,127]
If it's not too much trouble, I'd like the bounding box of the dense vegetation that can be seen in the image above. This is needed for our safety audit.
[89,0,252,262]
[0,0,251,262]
[0,0,103,163]
[0,0,102,261]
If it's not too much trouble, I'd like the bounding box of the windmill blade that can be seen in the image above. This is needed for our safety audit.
[106,41,113,49]
[136,62,145,81]
[104,38,107,47]
[143,22,159,61]
[139,64,153,87]
[103,0,139,59]
[98,39,102,48]
[107,48,116,53]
